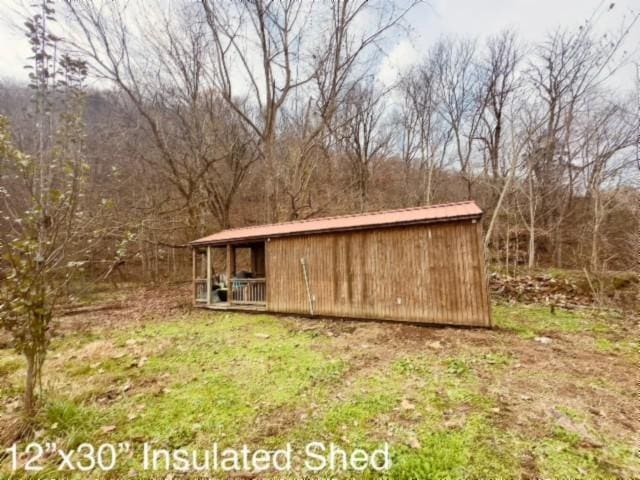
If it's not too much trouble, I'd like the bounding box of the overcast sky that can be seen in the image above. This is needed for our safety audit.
[378,0,639,88]
[0,0,638,88]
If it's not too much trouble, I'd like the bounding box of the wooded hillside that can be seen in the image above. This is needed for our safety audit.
[0,0,638,284]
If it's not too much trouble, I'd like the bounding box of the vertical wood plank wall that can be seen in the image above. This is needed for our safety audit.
[265,220,491,327]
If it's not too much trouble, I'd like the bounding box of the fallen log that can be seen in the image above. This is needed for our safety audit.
[57,302,127,317]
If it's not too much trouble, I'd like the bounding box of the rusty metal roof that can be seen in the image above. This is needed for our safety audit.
[190,201,482,246]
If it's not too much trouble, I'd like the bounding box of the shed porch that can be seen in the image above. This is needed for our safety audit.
[192,242,266,310]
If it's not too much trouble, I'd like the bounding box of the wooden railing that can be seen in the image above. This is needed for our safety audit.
[232,278,266,304]
[194,279,207,303]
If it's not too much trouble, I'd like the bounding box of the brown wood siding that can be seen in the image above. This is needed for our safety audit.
[265,220,491,327]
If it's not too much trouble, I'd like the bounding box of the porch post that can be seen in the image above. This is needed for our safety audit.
[226,244,235,303]
[192,247,196,305]
[206,246,212,305]
[250,245,257,274]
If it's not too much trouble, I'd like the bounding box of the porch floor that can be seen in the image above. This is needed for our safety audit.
[201,302,267,312]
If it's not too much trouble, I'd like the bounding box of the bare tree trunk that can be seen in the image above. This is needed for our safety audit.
[424,163,434,205]
[527,174,536,269]
[24,351,36,418]
[484,150,518,249]
[528,227,535,269]
[636,66,640,306]
[264,137,279,222]
[514,228,520,276]
[505,223,510,274]
[590,191,602,272]
[553,227,563,268]
[358,165,369,212]
[636,193,640,306]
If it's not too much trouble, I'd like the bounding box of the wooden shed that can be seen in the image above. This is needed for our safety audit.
[189,201,491,327]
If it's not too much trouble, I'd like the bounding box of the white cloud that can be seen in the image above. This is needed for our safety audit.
[378,39,420,86]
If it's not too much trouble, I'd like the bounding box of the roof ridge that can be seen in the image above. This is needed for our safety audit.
[218,200,477,233]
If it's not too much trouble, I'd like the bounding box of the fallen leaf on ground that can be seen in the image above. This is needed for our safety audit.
[406,434,421,449]
[534,336,553,345]
[401,399,416,411]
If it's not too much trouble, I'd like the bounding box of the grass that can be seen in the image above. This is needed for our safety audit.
[492,303,612,338]
[0,302,638,479]
[0,355,22,376]
[535,432,638,479]
[388,414,520,480]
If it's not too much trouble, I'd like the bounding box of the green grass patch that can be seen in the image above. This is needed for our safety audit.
[478,351,512,367]
[446,358,471,377]
[594,337,638,356]
[0,354,23,376]
[392,356,432,376]
[493,304,612,338]
[41,397,105,448]
[535,435,638,479]
[388,414,521,480]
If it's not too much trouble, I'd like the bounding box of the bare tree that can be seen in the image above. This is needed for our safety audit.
[477,30,523,249]
[432,37,487,199]
[277,105,334,220]
[628,63,640,297]
[63,0,257,234]
[200,0,417,221]
[484,96,543,250]
[479,30,521,182]
[636,65,640,303]
[335,82,392,212]
[578,99,637,271]
[525,12,638,267]
[398,63,451,205]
